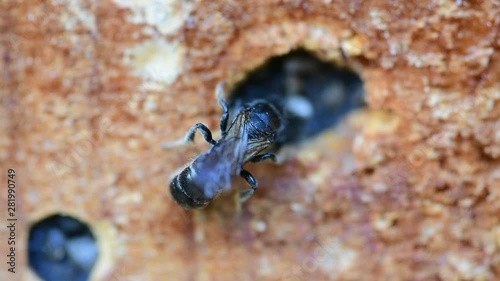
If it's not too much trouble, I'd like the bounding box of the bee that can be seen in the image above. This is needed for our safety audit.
[163,83,284,209]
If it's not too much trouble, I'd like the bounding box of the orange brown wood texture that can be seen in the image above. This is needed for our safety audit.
[1,1,499,280]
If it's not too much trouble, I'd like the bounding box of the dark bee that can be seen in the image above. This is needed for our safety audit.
[163,83,284,208]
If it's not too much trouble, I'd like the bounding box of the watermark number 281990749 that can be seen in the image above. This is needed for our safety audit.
[6,169,17,274]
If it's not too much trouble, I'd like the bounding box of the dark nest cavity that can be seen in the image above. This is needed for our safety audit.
[228,49,365,148]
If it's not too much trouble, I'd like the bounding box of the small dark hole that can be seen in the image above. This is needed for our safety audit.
[229,49,365,147]
[28,214,98,281]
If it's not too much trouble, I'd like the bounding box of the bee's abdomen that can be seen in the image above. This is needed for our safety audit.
[170,167,210,209]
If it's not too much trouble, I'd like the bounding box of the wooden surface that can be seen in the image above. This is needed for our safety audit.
[1,0,499,280]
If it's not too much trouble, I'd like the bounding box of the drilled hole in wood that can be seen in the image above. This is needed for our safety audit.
[228,49,365,148]
[28,214,98,281]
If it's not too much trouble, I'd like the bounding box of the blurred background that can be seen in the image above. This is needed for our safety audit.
[1,1,499,281]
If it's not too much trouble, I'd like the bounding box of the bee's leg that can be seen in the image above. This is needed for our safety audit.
[239,169,257,202]
[161,123,216,149]
[251,152,286,164]
[233,192,243,227]
[250,153,277,163]
[216,83,230,136]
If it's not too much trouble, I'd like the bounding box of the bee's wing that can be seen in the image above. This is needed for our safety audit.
[223,113,249,165]
[191,137,245,198]
[191,113,249,197]
[224,110,246,138]
[244,134,273,159]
